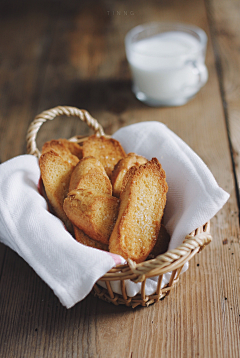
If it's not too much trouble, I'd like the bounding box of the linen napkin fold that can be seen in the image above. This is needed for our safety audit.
[0,122,229,308]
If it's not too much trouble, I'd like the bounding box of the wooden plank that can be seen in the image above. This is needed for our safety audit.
[203,1,240,356]
[0,0,59,329]
[205,0,240,206]
[0,0,239,357]
[0,2,56,162]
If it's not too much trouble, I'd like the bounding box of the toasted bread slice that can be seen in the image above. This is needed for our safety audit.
[63,189,119,244]
[82,135,126,178]
[42,139,79,166]
[69,156,112,194]
[69,156,112,250]
[39,150,76,232]
[109,158,168,263]
[74,226,108,251]
[58,138,83,160]
[111,153,147,197]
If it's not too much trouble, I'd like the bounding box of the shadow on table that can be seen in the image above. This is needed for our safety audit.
[40,78,146,117]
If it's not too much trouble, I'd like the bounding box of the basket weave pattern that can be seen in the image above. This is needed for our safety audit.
[27,106,212,308]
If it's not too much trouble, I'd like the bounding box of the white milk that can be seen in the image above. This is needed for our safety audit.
[126,31,208,106]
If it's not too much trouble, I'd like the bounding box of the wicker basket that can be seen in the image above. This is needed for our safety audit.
[26,106,212,308]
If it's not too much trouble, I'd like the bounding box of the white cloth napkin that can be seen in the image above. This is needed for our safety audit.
[0,122,229,308]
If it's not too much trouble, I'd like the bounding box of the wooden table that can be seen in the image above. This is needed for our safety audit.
[0,0,239,357]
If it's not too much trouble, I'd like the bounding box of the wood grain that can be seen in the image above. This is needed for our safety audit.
[206,0,240,205]
[0,0,239,357]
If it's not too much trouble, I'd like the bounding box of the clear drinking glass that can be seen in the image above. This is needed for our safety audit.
[125,22,208,107]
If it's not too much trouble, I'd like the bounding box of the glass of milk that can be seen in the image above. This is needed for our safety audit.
[125,22,208,106]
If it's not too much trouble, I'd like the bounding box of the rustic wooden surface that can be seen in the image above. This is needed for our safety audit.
[0,0,239,357]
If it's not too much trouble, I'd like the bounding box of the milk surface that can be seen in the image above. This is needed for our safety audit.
[127,31,208,105]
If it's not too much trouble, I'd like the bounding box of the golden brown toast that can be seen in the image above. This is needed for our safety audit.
[74,226,108,251]
[69,156,112,249]
[82,135,126,178]
[39,149,77,232]
[109,158,168,263]
[69,156,112,194]
[58,138,83,160]
[111,152,147,197]
[63,189,119,245]
[41,139,79,166]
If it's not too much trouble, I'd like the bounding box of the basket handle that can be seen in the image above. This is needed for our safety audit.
[26,106,105,158]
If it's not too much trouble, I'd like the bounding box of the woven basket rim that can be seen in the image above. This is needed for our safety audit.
[99,222,211,282]
[26,105,213,284]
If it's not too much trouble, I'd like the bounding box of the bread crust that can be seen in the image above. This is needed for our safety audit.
[39,149,76,233]
[109,158,168,263]
[111,153,147,198]
[82,135,126,178]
